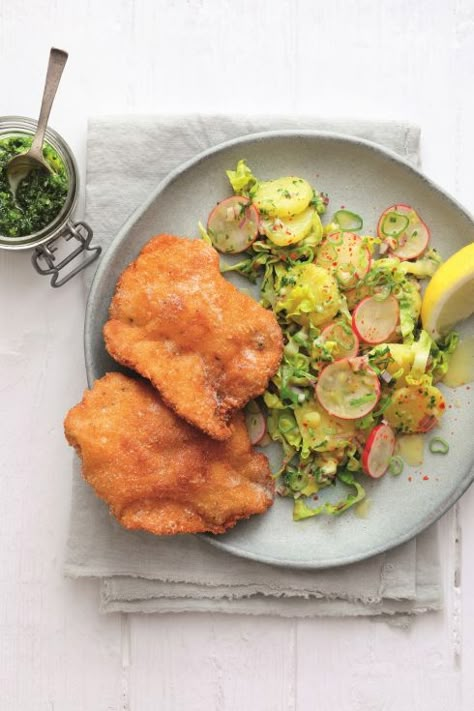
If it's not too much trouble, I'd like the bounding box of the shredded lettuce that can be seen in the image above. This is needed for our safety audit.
[226,159,257,195]
[267,408,302,455]
[309,189,329,216]
[204,159,456,521]
[406,330,433,384]
[275,263,340,327]
[198,221,213,246]
[396,280,422,340]
[430,331,459,381]
[294,399,355,459]
[399,248,442,278]
[293,471,366,520]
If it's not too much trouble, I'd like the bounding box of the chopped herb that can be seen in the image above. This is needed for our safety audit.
[0,135,68,237]
[349,393,376,407]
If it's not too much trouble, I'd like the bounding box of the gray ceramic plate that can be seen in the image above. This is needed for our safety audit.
[85,130,474,569]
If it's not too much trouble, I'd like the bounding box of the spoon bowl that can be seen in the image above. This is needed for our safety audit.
[6,48,67,201]
[7,150,52,200]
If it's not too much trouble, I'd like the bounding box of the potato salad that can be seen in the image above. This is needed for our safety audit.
[200,160,458,520]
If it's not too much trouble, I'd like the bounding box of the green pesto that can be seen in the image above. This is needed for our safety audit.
[0,135,68,237]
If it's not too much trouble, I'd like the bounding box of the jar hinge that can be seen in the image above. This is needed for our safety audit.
[32,220,101,287]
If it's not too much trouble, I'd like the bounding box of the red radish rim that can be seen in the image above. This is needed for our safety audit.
[377,204,430,260]
[418,414,437,433]
[376,204,417,238]
[362,424,395,478]
[207,196,260,254]
[315,357,381,420]
[207,195,251,221]
[245,409,267,445]
[352,295,400,345]
[389,219,430,260]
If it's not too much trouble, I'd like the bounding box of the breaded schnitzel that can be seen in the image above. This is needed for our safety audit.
[103,235,283,440]
[64,373,274,535]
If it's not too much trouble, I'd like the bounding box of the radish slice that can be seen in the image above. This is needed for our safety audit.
[377,204,430,260]
[315,356,380,420]
[320,322,359,360]
[418,415,438,433]
[362,424,396,478]
[379,211,409,238]
[390,220,430,260]
[376,203,413,238]
[352,295,400,345]
[207,196,259,254]
[316,232,371,289]
[245,404,266,445]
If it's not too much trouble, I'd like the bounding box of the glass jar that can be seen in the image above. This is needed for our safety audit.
[0,116,100,287]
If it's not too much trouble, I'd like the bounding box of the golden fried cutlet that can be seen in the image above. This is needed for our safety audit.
[64,372,274,535]
[103,234,283,440]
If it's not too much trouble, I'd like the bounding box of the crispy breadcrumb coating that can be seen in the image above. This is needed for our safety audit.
[103,235,282,440]
[64,373,274,535]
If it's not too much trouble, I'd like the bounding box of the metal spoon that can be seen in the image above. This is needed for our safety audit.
[7,47,68,200]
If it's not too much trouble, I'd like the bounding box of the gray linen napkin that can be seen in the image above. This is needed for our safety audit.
[65,114,442,616]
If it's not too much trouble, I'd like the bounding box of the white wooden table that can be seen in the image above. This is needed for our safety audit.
[1,1,474,708]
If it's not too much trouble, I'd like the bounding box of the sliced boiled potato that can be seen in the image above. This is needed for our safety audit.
[295,399,356,453]
[251,176,313,218]
[384,384,446,433]
[261,207,317,247]
[276,263,340,327]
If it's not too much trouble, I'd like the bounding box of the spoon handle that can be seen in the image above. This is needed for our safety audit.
[30,48,68,157]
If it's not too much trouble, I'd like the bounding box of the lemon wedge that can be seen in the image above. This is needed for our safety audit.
[421,243,474,339]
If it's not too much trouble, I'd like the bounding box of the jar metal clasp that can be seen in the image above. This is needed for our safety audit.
[31,220,101,287]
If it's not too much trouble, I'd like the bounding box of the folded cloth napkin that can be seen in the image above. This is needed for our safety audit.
[65,113,442,617]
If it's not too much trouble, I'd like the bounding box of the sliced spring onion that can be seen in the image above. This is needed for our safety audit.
[349,393,376,408]
[429,437,449,454]
[380,211,409,237]
[333,209,363,232]
[279,414,298,433]
[389,456,404,476]
[390,367,405,380]
[373,395,393,417]
[334,331,355,350]
[326,231,344,245]
[335,262,356,287]
[372,284,392,302]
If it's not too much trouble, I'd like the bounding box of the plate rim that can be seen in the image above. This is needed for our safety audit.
[84,128,474,569]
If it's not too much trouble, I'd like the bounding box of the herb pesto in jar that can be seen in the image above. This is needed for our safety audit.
[0,135,68,237]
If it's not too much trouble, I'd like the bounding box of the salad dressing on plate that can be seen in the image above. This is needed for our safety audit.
[396,434,425,467]
[442,335,474,388]
[355,498,372,519]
